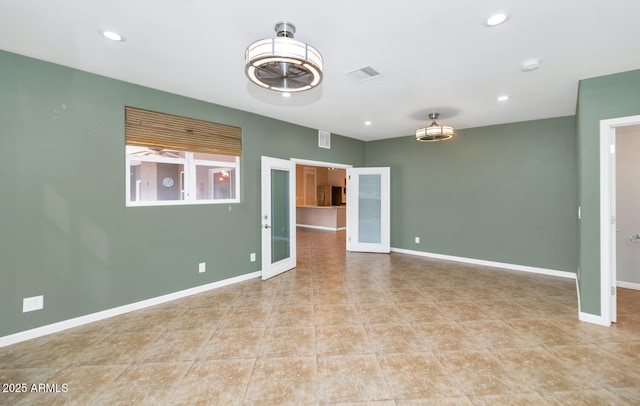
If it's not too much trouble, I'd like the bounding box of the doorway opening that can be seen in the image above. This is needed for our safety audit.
[599,115,640,326]
[293,159,351,259]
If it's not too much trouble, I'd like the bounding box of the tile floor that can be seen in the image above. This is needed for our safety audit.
[1,228,639,405]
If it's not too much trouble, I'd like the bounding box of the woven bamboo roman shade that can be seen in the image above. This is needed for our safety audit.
[125,107,242,156]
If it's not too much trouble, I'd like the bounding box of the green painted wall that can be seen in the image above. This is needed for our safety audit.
[0,50,365,337]
[365,117,578,272]
[576,69,640,316]
[6,47,631,338]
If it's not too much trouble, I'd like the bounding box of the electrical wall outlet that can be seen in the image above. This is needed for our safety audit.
[198,262,206,273]
[414,236,420,244]
[23,295,44,313]
[250,253,256,262]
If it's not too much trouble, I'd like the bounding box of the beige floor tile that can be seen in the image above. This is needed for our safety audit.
[114,309,184,333]
[349,288,391,304]
[365,324,425,353]
[258,326,316,358]
[314,304,362,325]
[244,357,317,404]
[218,307,271,329]
[378,352,461,399]
[414,322,481,352]
[274,289,314,307]
[137,330,212,363]
[7,333,109,368]
[357,303,408,324]
[453,370,533,397]
[491,347,565,372]
[384,288,426,303]
[317,354,391,403]
[268,305,314,327]
[457,320,527,349]
[468,392,552,406]
[167,308,228,331]
[313,288,353,306]
[397,397,473,405]
[397,302,458,324]
[197,328,264,360]
[232,291,277,307]
[168,359,254,405]
[0,367,61,406]
[15,364,128,406]
[77,332,161,366]
[316,325,373,355]
[540,389,635,405]
[91,361,191,405]
[189,290,239,309]
[437,349,507,375]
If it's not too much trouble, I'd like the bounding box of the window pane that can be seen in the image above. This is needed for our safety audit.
[358,174,382,243]
[271,169,290,263]
[193,152,237,162]
[129,161,184,202]
[126,146,186,158]
[195,166,236,200]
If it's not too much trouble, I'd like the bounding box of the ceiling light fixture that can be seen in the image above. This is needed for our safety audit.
[497,95,510,102]
[415,113,455,142]
[364,121,372,126]
[245,21,323,93]
[485,12,510,27]
[101,30,124,41]
[521,59,540,72]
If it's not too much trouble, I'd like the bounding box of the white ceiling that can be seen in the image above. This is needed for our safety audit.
[2,0,640,141]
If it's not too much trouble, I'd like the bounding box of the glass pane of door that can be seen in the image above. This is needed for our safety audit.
[358,174,382,243]
[346,167,390,253]
[271,168,290,263]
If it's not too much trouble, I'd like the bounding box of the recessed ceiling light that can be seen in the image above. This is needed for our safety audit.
[364,121,372,126]
[101,30,124,41]
[281,92,292,98]
[485,12,510,26]
[521,59,540,72]
[497,95,510,102]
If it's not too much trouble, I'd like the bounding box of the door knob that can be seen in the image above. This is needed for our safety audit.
[264,224,271,229]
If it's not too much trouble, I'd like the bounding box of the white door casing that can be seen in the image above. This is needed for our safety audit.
[598,115,640,326]
[615,126,640,291]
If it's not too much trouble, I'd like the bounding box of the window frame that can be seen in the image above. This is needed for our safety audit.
[125,148,240,207]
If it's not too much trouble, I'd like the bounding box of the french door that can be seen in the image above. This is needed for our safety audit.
[346,167,390,253]
[260,156,296,279]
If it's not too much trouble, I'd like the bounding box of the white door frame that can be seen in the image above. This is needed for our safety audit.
[598,114,640,326]
[261,158,351,280]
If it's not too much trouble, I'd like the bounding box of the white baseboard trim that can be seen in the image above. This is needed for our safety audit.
[0,271,262,348]
[296,224,345,232]
[391,247,576,280]
[579,311,610,326]
[617,281,640,290]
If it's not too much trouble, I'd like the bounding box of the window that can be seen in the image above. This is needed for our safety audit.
[125,107,241,206]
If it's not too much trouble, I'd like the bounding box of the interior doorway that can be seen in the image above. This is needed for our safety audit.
[615,125,640,292]
[293,158,350,258]
[599,115,640,325]
[294,159,350,233]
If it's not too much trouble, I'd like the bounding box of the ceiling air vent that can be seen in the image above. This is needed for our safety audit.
[345,65,383,82]
[318,130,330,149]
